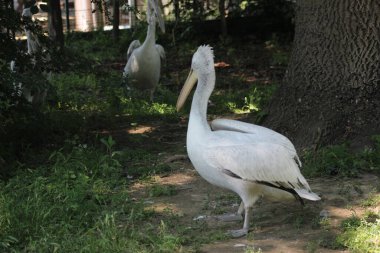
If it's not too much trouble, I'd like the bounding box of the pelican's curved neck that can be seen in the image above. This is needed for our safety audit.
[189,71,215,133]
[142,21,156,49]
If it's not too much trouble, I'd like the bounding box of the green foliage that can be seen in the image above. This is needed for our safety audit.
[0,139,185,252]
[302,137,380,177]
[49,70,177,118]
[361,192,380,207]
[265,36,290,66]
[335,192,380,253]
[337,217,380,253]
[148,184,177,197]
[239,0,295,20]
[208,81,277,116]
[66,31,132,63]
[245,246,263,253]
[51,72,104,111]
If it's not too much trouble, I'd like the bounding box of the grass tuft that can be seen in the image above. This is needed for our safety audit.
[302,137,380,177]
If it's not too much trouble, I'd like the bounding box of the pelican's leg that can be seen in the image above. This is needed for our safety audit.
[227,206,252,238]
[149,89,155,102]
[214,201,244,222]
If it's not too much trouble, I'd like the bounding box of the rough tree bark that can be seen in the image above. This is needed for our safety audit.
[48,0,64,48]
[265,0,380,148]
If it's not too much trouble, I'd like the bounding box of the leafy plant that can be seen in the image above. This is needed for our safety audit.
[148,184,177,197]
[302,139,380,177]
[337,219,380,253]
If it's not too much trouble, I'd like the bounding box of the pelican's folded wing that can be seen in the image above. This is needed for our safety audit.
[205,142,315,195]
[126,40,141,61]
[155,44,166,66]
[210,118,301,166]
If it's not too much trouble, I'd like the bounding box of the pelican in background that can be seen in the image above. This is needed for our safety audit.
[22,5,42,55]
[123,0,166,101]
[11,3,48,104]
[176,45,320,238]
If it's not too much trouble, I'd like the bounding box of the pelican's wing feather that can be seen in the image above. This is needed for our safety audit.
[127,40,141,61]
[210,118,301,166]
[155,44,166,65]
[205,142,311,192]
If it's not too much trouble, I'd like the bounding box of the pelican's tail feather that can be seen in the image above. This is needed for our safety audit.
[295,189,321,201]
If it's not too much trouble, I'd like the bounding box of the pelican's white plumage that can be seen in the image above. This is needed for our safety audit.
[22,7,41,55]
[123,0,165,100]
[177,46,320,237]
[11,5,47,104]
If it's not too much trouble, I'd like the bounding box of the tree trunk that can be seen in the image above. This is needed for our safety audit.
[265,0,380,148]
[48,0,64,48]
[219,0,227,37]
[174,0,180,22]
[112,0,120,41]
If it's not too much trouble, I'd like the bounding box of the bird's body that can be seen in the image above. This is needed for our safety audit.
[123,0,165,100]
[188,126,297,202]
[124,29,161,91]
[176,46,320,237]
[11,5,47,105]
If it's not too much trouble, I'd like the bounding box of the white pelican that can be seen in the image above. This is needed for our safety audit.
[22,6,42,55]
[11,4,47,104]
[123,0,166,101]
[176,45,320,237]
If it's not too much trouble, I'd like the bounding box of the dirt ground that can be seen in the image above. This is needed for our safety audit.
[134,169,378,253]
[120,120,379,253]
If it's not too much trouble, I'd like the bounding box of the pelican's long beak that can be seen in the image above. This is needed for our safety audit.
[150,0,165,33]
[176,69,198,111]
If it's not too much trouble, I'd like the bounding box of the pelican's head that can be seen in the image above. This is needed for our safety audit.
[176,45,215,111]
[147,0,165,33]
[190,45,215,75]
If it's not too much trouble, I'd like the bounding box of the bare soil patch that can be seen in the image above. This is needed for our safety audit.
[128,151,378,252]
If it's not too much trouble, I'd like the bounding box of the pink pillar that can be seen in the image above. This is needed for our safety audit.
[74,0,93,31]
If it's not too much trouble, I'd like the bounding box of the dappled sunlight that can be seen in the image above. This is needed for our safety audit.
[129,172,196,194]
[145,203,184,216]
[128,171,209,218]
[214,61,231,68]
[246,76,258,83]
[127,125,155,134]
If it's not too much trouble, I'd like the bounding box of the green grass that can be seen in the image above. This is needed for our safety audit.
[335,191,380,253]
[302,136,380,177]
[337,217,380,253]
[0,135,232,252]
[148,184,177,197]
[208,81,277,117]
[0,139,186,252]
[360,190,380,207]
[65,31,132,63]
